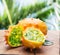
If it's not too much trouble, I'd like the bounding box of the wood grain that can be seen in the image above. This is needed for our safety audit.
[0,30,59,55]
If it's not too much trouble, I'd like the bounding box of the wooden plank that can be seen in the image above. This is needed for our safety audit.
[35,31,59,55]
[0,30,34,55]
[0,30,59,55]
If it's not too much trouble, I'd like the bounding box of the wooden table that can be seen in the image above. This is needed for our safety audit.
[0,30,59,55]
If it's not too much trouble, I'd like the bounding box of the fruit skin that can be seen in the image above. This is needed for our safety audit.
[22,27,45,49]
[22,36,45,49]
[5,25,23,47]
[5,26,14,46]
[18,18,47,35]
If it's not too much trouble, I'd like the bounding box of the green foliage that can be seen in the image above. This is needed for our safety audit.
[5,0,13,14]
[0,1,54,29]
[36,6,54,21]
[12,2,47,24]
[58,0,60,4]
[0,0,13,29]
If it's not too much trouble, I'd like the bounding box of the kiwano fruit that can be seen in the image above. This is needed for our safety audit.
[5,18,47,49]
[22,27,45,49]
[18,18,47,35]
[5,25,23,47]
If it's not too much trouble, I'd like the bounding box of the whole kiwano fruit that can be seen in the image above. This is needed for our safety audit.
[18,18,47,35]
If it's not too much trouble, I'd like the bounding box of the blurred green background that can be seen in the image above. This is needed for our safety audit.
[0,0,60,30]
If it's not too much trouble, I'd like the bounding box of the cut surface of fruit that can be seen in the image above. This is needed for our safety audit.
[22,27,45,49]
[24,27,45,42]
[5,25,23,47]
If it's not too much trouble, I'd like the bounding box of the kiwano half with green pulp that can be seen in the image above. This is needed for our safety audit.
[5,25,23,47]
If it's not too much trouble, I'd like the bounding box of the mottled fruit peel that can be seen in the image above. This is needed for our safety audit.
[18,18,47,35]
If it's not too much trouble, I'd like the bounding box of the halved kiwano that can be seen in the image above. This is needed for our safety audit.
[5,25,23,47]
[22,27,45,49]
[18,18,47,35]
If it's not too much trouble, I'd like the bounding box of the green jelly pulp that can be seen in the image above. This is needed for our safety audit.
[24,28,45,42]
[9,26,22,47]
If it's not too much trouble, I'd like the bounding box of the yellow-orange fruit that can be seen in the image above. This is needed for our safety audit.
[5,25,23,47]
[18,18,47,35]
[22,27,45,49]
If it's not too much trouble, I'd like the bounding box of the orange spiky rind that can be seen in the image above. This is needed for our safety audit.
[18,18,47,35]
